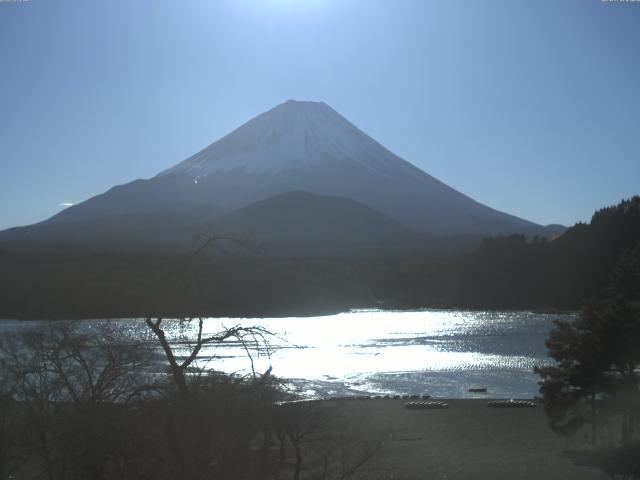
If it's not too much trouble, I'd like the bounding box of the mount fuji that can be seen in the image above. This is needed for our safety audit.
[0,100,562,254]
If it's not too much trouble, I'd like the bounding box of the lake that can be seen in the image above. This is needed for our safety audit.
[1,309,569,399]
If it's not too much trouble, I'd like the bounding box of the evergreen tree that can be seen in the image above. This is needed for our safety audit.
[536,243,640,478]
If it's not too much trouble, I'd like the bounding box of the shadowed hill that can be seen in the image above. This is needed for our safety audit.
[217,190,427,256]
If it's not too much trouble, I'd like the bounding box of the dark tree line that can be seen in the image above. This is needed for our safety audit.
[0,197,638,319]
[455,196,640,309]
[0,252,455,320]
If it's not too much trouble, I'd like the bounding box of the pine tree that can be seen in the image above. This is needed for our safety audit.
[535,243,640,477]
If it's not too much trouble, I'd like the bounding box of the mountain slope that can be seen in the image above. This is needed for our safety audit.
[0,212,200,252]
[0,100,562,254]
[41,100,552,237]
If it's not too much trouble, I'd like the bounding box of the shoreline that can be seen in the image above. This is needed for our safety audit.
[0,306,580,322]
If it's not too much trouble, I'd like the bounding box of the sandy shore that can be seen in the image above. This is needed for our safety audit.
[313,398,606,480]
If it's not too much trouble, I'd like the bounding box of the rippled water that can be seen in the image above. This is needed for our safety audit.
[1,310,570,399]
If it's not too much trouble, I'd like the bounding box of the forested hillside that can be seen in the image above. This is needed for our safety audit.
[455,196,640,309]
[1,197,637,319]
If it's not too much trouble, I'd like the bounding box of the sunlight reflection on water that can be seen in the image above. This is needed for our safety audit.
[1,309,571,399]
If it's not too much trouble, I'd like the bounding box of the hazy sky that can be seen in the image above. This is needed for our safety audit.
[1,0,639,230]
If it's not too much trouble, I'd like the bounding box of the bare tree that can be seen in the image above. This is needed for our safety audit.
[144,316,271,400]
[0,321,155,480]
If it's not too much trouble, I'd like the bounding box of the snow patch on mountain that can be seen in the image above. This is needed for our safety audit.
[158,100,402,178]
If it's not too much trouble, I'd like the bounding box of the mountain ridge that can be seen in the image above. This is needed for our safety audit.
[0,100,563,254]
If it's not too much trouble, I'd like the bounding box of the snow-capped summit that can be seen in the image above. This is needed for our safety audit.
[158,100,406,178]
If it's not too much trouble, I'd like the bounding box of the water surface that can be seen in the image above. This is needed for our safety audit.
[1,309,567,399]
